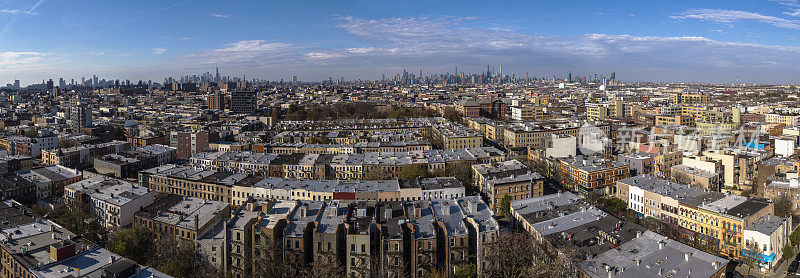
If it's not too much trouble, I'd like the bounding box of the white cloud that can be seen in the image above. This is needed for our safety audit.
[0,9,38,15]
[671,9,800,30]
[177,40,297,67]
[152,48,167,55]
[209,13,233,19]
[0,51,49,69]
[786,9,800,17]
[170,16,800,83]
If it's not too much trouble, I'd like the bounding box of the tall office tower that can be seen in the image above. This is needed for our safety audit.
[13,80,20,89]
[92,75,98,87]
[230,91,257,114]
[567,71,572,82]
[215,67,220,83]
[46,79,54,91]
[610,72,616,80]
[58,78,65,88]
[292,76,297,84]
[81,77,85,86]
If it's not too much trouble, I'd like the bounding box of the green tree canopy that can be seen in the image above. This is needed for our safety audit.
[399,164,431,180]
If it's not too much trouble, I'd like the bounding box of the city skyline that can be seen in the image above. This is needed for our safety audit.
[4,0,800,84]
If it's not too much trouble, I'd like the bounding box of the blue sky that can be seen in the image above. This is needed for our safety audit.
[3,0,800,84]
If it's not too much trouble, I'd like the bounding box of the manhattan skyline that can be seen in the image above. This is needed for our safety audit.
[4,0,800,84]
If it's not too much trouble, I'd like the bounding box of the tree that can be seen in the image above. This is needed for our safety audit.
[442,108,461,123]
[742,240,761,274]
[307,137,331,144]
[305,259,345,277]
[445,161,475,194]
[484,232,535,278]
[791,229,800,246]
[775,194,793,218]
[363,167,394,180]
[254,242,287,278]
[671,171,692,186]
[53,204,106,245]
[498,195,512,216]
[454,263,477,278]
[603,197,627,215]
[107,226,154,264]
[399,164,431,180]
[784,244,795,262]
[149,236,196,277]
[24,128,39,138]
[58,140,79,149]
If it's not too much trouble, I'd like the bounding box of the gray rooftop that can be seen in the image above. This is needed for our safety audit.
[579,230,728,278]
[745,214,788,236]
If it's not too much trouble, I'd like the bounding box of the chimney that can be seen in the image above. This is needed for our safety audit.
[685,252,691,261]
[658,241,665,250]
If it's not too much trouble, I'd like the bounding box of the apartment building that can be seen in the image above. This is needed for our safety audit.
[765,113,800,126]
[743,215,791,271]
[17,165,81,199]
[614,175,776,260]
[454,98,505,119]
[139,164,260,203]
[170,130,220,159]
[89,179,155,229]
[558,155,630,192]
[227,204,261,278]
[502,121,610,150]
[510,192,729,278]
[230,91,257,114]
[41,140,130,168]
[510,106,544,121]
[134,194,230,242]
[431,123,483,150]
[671,164,721,190]
[0,200,172,278]
[765,179,800,212]
[671,92,711,104]
[472,159,544,210]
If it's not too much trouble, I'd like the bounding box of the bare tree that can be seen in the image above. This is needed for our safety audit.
[774,194,794,218]
[484,232,536,278]
[671,171,692,186]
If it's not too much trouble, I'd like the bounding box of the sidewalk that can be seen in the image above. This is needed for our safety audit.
[733,249,795,278]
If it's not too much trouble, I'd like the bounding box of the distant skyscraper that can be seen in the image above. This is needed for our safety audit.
[13,80,20,89]
[46,79,54,91]
[92,75,98,87]
[567,71,572,83]
[292,76,297,84]
[610,72,616,80]
[215,67,220,83]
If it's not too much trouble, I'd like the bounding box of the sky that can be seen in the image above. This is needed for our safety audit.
[3,0,800,84]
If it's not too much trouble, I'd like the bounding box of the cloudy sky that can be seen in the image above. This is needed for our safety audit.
[2,0,800,84]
